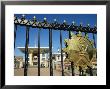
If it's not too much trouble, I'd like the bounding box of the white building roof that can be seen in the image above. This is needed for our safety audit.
[17,47,49,54]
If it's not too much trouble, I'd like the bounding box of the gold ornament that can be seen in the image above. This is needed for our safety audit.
[63,32,96,68]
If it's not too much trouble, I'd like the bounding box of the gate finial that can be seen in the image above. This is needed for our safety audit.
[44,17,47,21]
[33,16,37,22]
[72,21,75,25]
[21,14,25,20]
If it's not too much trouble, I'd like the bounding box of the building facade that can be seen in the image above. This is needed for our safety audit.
[15,46,97,76]
[15,47,66,69]
[14,56,23,68]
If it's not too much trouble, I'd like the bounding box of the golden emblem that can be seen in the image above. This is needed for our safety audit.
[63,31,96,69]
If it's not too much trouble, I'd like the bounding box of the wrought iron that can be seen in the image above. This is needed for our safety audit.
[49,29,53,76]
[14,15,97,76]
[93,33,96,48]
[24,26,29,76]
[38,28,40,76]
[14,17,97,34]
[14,24,17,49]
[60,30,64,76]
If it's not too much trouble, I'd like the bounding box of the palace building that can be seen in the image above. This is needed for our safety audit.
[17,47,49,67]
[15,47,66,69]
[14,46,97,75]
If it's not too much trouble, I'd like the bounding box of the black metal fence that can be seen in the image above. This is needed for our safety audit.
[14,15,97,76]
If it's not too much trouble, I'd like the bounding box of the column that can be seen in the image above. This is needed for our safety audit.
[29,53,33,66]
[19,61,23,68]
[40,54,42,64]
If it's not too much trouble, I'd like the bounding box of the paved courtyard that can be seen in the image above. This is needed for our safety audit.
[14,67,71,76]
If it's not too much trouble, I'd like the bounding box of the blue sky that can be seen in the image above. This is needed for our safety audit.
[14,14,97,58]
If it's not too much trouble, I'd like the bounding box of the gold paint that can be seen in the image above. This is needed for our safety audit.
[63,32,97,68]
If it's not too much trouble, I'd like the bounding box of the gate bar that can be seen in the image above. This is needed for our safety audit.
[38,28,40,76]
[24,26,29,76]
[85,32,87,36]
[49,29,53,76]
[93,33,96,48]
[14,24,17,49]
[60,30,64,76]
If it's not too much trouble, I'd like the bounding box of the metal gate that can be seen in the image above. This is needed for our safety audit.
[14,15,97,76]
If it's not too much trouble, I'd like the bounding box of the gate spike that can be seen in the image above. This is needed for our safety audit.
[63,20,67,25]
[64,20,66,23]
[44,17,47,21]
[80,22,83,26]
[54,19,57,22]
[87,23,90,27]
[22,14,25,19]
[33,16,37,21]
[72,21,75,25]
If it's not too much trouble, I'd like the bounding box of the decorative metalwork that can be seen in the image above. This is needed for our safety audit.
[60,30,64,76]
[14,16,97,33]
[38,28,40,76]
[24,26,30,76]
[49,29,53,76]
[14,24,17,49]
[63,31,97,76]
[14,15,97,76]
